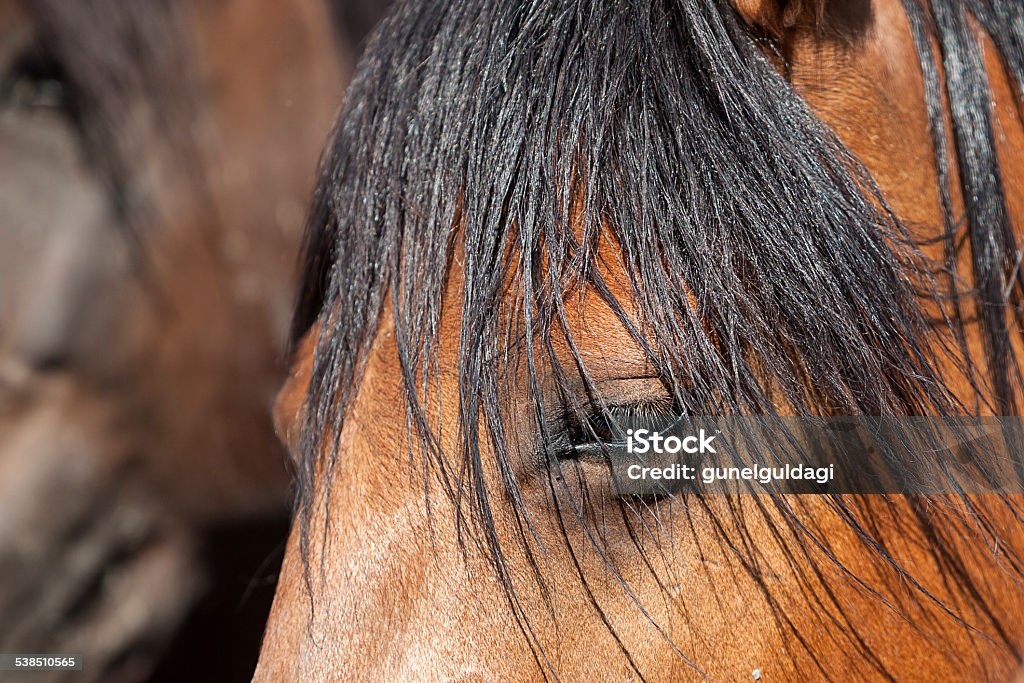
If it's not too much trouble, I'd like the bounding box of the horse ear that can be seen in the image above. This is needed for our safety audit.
[733,0,826,37]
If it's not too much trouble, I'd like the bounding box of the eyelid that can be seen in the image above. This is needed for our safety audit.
[583,395,680,426]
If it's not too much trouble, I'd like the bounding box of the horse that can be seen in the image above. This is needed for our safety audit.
[256,0,1024,679]
[0,0,384,679]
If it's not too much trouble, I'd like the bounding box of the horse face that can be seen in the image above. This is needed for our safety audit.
[255,0,1024,679]
[254,285,1019,682]
[257,287,805,680]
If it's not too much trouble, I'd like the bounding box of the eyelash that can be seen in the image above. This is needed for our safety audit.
[550,396,680,459]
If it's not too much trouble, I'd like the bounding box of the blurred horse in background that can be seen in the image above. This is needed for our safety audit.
[0,0,386,680]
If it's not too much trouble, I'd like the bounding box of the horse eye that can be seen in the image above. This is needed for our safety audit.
[560,396,680,460]
[567,411,622,451]
[2,45,67,110]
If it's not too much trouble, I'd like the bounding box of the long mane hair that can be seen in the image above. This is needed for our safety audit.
[291,0,1024,676]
